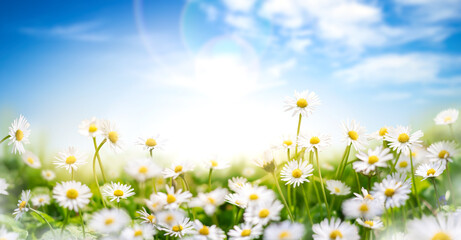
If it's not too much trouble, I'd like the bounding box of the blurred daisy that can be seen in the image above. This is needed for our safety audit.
[53,146,86,173]
[356,218,384,230]
[284,90,320,118]
[52,181,92,212]
[157,186,192,209]
[416,162,446,180]
[12,190,31,220]
[407,213,461,240]
[21,151,41,169]
[434,108,459,125]
[31,194,50,207]
[162,160,194,179]
[156,210,186,227]
[427,141,459,164]
[342,196,383,219]
[352,188,376,201]
[369,126,389,141]
[280,160,313,187]
[390,232,408,240]
[384,126,423,154]
[225,193,248,209]
[41,170,56,181]
[0,226,19,240]
[326,180,351,196]
[228,223,263,240]
[263,221,305,240]
[254,149,276,173]
[395,156,411,173]
[137,134,165,152]
[240,184,275,206]
[137,208,156,225]
[88,208,130,234]
[312,218,359,240]
[242,167,255,177]
[272,135,295,150]
[125,158,161,182]
[190,188,228,215]
[244,199,283,226]
[158,217,194,238]
[298,133,331,153]
[372,173,411,208]
[102,182,135,203]
[206,156,230,170]
[78,117,100,137]
[406,145,429,165]
[121,224,156,240]
[354,146,393,175]
[228,177,248,192]
[342,120,367,151]
[100,119,123,152]
[192,220,226,240]
[145,193,166,212]
[0,178,9,195]
[8,115,31,154]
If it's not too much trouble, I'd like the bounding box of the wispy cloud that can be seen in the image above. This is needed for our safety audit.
[20,21,109,42]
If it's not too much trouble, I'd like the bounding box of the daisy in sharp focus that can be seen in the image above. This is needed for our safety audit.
[228,223,263,240]
[100,119,123,152]
[121,224,157,240]
[342,120,367,151]
[284,90,321,118]
[102,182,135,203]
[244,199,283,226]
[192,219,226,240]
[384,125,423,154]
[157,185,192,209]
[88,208,131,234]
[407,212,461,240]
[326,180,351,196]
[78,117,100,137]
[21,151,41,169]
[190,188,228,216]
[228,177,248,192]
[0,178,9,195]
[263,221,305,240]
[427,141,459,164]
[280,160,313,187]
[0,226,19,240]
[53,146,86,173]
[137,207,156,225]
[7,115,30,154]
[125,158,161,182]
[31,194,50,208]
[354,146,393,175]
[312,218,359,240]
[434,108,459,125]
[52,181,92,212]
[415,162,446,180]
[137,134,165,152]
[298,133,331,153]
[157,217,194,238]
[12,190,31,220]
[371,173,411,209]
[41,170,56,181]
[356,218,384,230]
[162,160,194,179]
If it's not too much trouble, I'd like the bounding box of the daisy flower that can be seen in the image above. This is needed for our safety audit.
[390,232,408,240]
[254,149,276,173]
[125,158,161,182]
[8,115,30,154]
[102,182,135,202]
[407,212,461,240]
[137,208,156,225]
[434,108,459,125]
[427,141,459,164]
[298,133,331,153]
[162,160,194,179]
[312,218,359,240]
[121,224,156,240]
[342,196,383,219]
[395,156,411,173]
[406,145,429,165]
[352,188,376,201]
[354,146,393,175]
[242,167,255,177]
[240,184,276,206]
[53,146,87,173]
[225,193,248,209]
[31,194,50,207]
[280,160,313,187]
[159,217,195,238]
[244,199,283,226]
[384,126,423,154]
[263,221,305,240]
[284,90,321,118]
[12,190,31,220]
[52,181,92,212]
[100,119,123,152]
[0,178,9,195]
[272,135,295,151]
[41,170,56,181]
[326,180,351,196]
[145,193,166,212]
[228,223,263,240]
[205,155,230,170]
[156,210,186,227]
[88,208,130,234]
[192,220,226,240]
[415,162,446,180]
[342,120,367,151]
[371,173,411,208]
[21,151,41,168]
[190,188,228,215]
[137,134,165,152]
[0,226,19,240]
[369,126,389,141]
[78,117,100,137]
[356,218,384,230]
[228,177,248,192]
[157,186,192,209]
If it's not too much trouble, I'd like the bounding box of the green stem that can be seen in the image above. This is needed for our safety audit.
[335,144,351,179]
[93,137,107,183]
[61,208,69,236]
[446,164,456,205]
[92,139,106,207]
[272,172,294,222]
[315,148,331,219]
[152,178,157,194]
[367,175,371,191]
[301,184,313,225]
[287,149,291,161]
[79,211,85,238]
[432,178,441,211]
[391,152,401,173]
[208,169,213,191]
[287,185,292,209]
[0,135,10,144]
[234,207,243,225]
[409,149,422,216]
[295,113,302,156]
[339,145,352,179]
[355,171,361,192]
[30,209,54,236]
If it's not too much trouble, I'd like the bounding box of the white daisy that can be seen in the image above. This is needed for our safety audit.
[407,212,461,240]
[31,194,50,207]
[190,188,228,215]
[8,115,31,154]
[352,188,376,201]
[384,126,423,154]
[342,120,367,151]
[78,117,101,137]
[228,177,248,192]
[228,223,263,240]
[0,178,9,195]
[162,160,194,179]
[145,193,166,212]
[0,226,19,240]
[371,173,411,208]
[225,193,248,209]
[52,181,92,212]
[390,232,408,240]
[159,218,195,238]
[137,207,156,225]
[157,186,192,209]
[427,141,459,164]
[369,126,390,141]
[263,221,305,240]
[244,199,283,226]
[41,170,56,181]
[239,184,276,206]
[254,149,276,173]
[100,119,123,152]
[121,224,156,240]
[284,90,321,118]
[272,135,295,151]
[312,218,359,240]
[192,219,226,240]
[298,133,331,153]
[137,134,165,152]
[356,218,384,230]
[21,151,41,168]
[125,158,161,182]
[205,155,230,170]
[102,182,135,202]
[406,145,429,165]
[156,210,186,227]
[88,208,130,234]
[415,162,446,180]
[342,196,383,219]
[434,108,459,125]
[242,167,255,177]
[326,180,351,196]
[280,160,313,187]
[12,190,31,220]
[395,156,412,173]
[53,146,87,173]
[354,146,393,175]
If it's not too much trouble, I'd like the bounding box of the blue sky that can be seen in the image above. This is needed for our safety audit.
[0,0,460,159]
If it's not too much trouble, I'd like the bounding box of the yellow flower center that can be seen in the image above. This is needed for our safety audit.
[147,215,155,222]
[208,197,216,204]
[134,230,143,236]
[241,229,252,237]
[399,161,408,168]
[174,165,183,173]
[365,194,374,200]
[438,150,449,159]
[66,156,77,164]
[249,194,259,200]
[359,203,369,212]
[384,188,395,197]
[259,208,270,218]
[66,189,79,199]
[172,225,183,232]
[27,157,34,164]
[296,98,308,108]
[364,221,374,227]
[39,198,44,203]
[379,127,388,136]
[113,189,124,197]
[15,130,24,141]
[166,194,176,204]
[330,229,343,239]
[145,138,157,147]
[104,218,114,225]
[334,187,341,193]
[88,124,98,133]
[444,117,452,123]
[19,201,26,209]
[292,169,302,178]
[46,172,51,177]
[199,226,210,235]
[283,140,293,146]
[108,131,119,143]
[138,166,148,174]
[398,133,410,143]
[166,215,174,222]
[210,160,218,167]
[348,131,359,141]
[432,232,451,240]
[310,136,320,144]
[368,155,379,164]
[279,231,291,239]
[427,168,436,176]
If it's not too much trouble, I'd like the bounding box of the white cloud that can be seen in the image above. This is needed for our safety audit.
[221,0,258,12]
[20,21,108,42]
[268,58,297,78]
[199,3,218,22]
[225,14,254,30]
[286,38,311,52]
[374,91,412,101]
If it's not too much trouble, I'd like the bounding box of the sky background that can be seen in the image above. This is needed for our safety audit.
[0,0,460,161]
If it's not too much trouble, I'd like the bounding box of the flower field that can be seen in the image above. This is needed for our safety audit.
[0,90,460,240]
